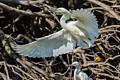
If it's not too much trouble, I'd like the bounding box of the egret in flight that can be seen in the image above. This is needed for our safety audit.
[14,8,98,58]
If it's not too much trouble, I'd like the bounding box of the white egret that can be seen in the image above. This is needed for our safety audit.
[14,8,98,58]
[70,62,89,80]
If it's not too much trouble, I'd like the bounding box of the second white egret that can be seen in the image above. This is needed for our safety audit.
[70,62,89,80]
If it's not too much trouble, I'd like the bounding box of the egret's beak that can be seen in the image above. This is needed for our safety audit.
[67,63,76,67]
[67,64,72,67]
[49,7,56,13]
[49,8,61,15]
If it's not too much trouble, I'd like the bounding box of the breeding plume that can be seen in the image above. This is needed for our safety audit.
[70,62,89,80]
[14,8,98,58]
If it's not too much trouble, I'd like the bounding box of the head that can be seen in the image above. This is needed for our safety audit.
[55,8,71,16]
[68,62,80,67]
[71,62,80,66]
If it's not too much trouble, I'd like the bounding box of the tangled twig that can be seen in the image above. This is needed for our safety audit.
[0,0,120,80]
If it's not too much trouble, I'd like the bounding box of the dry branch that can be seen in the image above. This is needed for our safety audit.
[0,0,120,80]
[88,0,120,20]
[0,2,50,17]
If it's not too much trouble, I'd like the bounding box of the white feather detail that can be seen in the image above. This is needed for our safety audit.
[14,29,76,58]
[71,8,98,44]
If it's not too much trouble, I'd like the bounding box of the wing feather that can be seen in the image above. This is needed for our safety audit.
[71,8,98,43]
[14,29,76,58]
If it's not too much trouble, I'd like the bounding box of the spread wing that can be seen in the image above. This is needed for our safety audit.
[71,8,98,44]
[14,29,76,58]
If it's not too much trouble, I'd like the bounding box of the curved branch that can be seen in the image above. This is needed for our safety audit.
[88,0,120,20]
[0,0,44,6]
[0,2,51,17]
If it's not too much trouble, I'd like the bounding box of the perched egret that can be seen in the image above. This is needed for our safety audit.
[14,8,98,58]
[70,62,89,80]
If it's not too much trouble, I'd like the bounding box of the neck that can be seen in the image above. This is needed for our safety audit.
[60,14,71,28]
[61,15,70,21]
[60,11,71,21]
[76,63,81,72]
[63,11,71,17]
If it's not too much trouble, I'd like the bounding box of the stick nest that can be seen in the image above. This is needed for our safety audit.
[0,0,120,80]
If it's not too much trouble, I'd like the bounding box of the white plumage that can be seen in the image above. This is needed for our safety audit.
[70,62,89,80]
[14,29,75,58]
[14,8,98,58]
